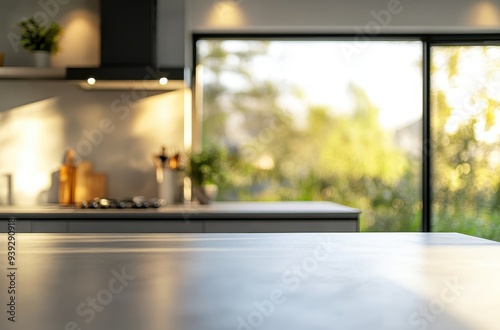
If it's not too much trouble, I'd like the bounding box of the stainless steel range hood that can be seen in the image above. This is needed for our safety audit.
[66,0,188,90]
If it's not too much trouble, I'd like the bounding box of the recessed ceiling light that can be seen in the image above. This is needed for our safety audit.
[87,77,96,85]
[159,77,168,85]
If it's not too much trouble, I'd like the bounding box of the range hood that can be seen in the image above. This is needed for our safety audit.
[66,0,188,90]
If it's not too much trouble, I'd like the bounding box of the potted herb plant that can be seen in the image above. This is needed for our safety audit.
[18,17,62,67]
[187,147,227,204]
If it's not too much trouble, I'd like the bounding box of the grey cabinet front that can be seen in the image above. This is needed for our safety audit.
[203,219,358,233]
[67,220,203,233]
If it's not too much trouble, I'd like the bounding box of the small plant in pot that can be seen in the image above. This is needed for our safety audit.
[187,147,227,204]
[18,17,62,67]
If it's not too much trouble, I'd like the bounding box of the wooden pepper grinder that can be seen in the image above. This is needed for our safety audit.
[59,149,76,205]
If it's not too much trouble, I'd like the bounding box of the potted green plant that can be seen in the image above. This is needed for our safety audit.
[18,17,62,67]
[187,147,227,204]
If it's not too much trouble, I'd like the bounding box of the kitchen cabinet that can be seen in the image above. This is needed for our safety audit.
[67,220,203,233]
[0,220,32,233]
[32,220,68,233]
[0,219,68,233]
[0,201,360,233]
[203,219,356,233]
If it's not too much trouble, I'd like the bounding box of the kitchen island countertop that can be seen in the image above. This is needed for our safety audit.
[0,201,359,219]
[0,201,360,233]
[0,232,498,330]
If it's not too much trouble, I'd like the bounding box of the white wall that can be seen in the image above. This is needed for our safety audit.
[0,81,187,205]
[3,1,500,67]
[0,0,100,67]
[183,0,500,70]
[188,0,500,33]
[0,0,184,67]
[0,1,188,205]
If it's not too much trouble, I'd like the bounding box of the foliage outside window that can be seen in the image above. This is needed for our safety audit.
[431,46,500,241]
[197,39,423,232]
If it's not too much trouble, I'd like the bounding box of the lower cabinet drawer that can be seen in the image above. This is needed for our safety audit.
[203,219,358,233]
[68,220,203,233]
[0,218,358,233]
[32,221,68,233]
[0,219,32,233]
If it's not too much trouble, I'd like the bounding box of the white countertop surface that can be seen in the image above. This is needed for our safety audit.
[0,201,360,220]
[0,232,498,330]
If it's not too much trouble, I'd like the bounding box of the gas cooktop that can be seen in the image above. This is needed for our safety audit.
[81,197,167,209]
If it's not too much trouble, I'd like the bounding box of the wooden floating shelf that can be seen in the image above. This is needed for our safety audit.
[0,67,66,79]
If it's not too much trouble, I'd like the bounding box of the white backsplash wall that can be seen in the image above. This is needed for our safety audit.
[0,81,187,205]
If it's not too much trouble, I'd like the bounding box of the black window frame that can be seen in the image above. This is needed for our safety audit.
[192,32,500,233]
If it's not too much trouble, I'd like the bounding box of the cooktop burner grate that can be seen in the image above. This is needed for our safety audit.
[81,197,167,209]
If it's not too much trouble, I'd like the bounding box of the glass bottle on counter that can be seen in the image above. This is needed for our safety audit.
[58,149,76,205]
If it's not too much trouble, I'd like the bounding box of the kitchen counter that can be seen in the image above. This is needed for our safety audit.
[0,201,360,233]
[0,232,498,330]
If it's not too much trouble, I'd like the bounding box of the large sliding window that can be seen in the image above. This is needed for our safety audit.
[196,39,423,232]
[195,36,500,240]
[431,45,500,241]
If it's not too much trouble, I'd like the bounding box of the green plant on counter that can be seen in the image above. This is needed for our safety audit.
[18,17,62,54]
[187,148,228,187]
